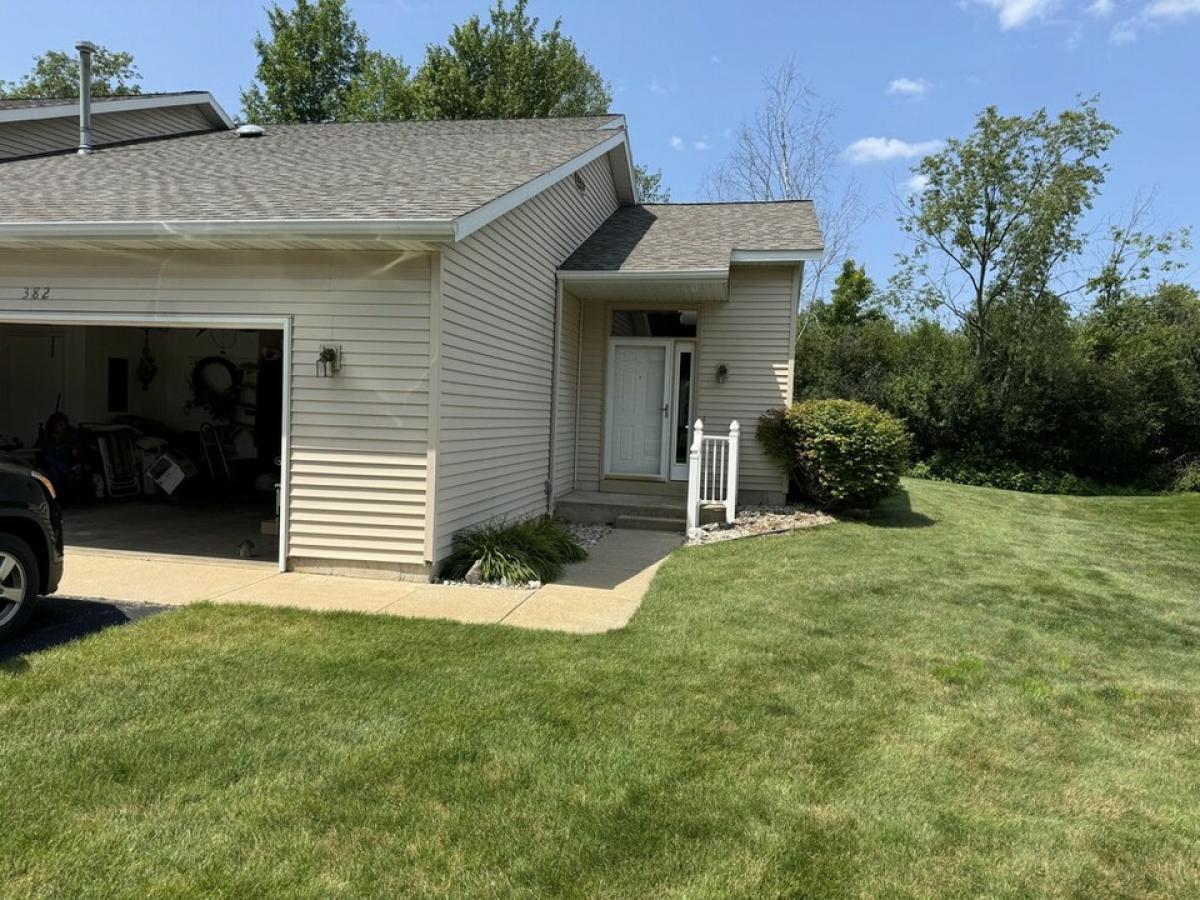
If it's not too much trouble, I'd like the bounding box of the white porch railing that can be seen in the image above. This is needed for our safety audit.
[685,418,740,531]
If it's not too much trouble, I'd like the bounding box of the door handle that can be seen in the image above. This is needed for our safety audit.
[661,404,669,419]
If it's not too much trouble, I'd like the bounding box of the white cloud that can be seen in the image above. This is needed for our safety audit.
[1110,0,1200,42]
[1111,16,1141,38]
[1087,0,1116,16]
[649,75,677,95]
[844,137,944,164]
[1147,0,1200,15]
[971,0,1059,28]
[693,139,710,151]
[710,55,721,64]
[669,135,684,151]
[886,77,931,96]
[906,173,931,194]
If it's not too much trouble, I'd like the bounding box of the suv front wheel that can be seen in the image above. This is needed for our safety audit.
[0,534,39,640]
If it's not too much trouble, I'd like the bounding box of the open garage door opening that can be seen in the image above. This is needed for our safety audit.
[0,322,285,566]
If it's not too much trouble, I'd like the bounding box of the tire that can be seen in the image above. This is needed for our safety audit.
[0,534,40,641]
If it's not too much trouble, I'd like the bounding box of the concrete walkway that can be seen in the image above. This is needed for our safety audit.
[53,529,682,634]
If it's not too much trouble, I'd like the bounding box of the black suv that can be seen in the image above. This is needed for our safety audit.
[0,462,64,639]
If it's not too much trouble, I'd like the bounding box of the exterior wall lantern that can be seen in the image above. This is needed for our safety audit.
[716,364,729,384]
[317,345,342,377]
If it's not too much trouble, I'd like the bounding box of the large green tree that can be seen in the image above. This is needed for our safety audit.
[822,259,883,327]
[412,0,610,119]
[240,0,372,123]
[0,46,141,99]
[339,50,414,122]
[893,99,1118,359]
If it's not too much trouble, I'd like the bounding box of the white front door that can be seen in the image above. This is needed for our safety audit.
[606,340,671,477]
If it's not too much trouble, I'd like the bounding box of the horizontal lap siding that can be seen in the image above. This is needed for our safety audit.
[574,299,606,490]
[0,249,433,566]
[696,265,797,498]
[554,292,581,494]
[435,156,619,561]
[0,105,216,159]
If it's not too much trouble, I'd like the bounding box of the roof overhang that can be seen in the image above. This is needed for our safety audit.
[0,218,455,248]
[0,92,234,130]
[730,249,823,264]
[558,268,729,302]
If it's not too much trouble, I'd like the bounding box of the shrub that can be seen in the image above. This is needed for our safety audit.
[758,399,911,509]
[908,453,1156,496]
[440,516,586,584]
[1173,457,1200,493]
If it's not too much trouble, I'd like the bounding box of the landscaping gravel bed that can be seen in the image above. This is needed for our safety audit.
[687,505,834,545]
[563,521,613,549]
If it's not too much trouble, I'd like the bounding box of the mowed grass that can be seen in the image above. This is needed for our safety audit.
[3,480,1200,898]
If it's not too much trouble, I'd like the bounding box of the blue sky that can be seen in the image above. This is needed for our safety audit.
[3,0,1198,295]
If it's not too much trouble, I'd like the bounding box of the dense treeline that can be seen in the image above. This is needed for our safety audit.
[796,260,1200,492]
[796,98,1199,494]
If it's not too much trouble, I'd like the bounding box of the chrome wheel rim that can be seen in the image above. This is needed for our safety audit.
[0,551,28,629]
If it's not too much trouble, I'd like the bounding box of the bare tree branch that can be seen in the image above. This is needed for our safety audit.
[704,57,870,309]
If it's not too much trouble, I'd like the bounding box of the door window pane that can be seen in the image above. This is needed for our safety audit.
[674,351,692,465]
[611,310,697,338]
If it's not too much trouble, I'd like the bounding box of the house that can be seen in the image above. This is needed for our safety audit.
[0,89,822,581]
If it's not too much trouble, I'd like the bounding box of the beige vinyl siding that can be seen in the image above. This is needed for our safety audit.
[695,265,797,498]
[435,155,619,561]
[573,297,608,490]
[571,265,797,499]
[553,291,582,494]
[0,105,217,159]
[0,248,433,571]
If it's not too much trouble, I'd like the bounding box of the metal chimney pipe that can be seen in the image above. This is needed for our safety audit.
[75,40,96,155]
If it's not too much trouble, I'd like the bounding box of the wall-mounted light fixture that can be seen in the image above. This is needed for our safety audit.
[317,345,342,377]
[716,364,729,384]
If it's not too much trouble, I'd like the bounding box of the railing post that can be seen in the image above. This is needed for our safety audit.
[686,418,703,531]
[726,420,740,524]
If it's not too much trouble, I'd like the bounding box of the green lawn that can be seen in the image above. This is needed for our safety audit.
[3,480,1200,898]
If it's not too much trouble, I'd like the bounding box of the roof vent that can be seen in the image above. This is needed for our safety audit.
[236,124,265,138]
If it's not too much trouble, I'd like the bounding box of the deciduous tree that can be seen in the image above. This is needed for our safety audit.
[892,99,1118,359]
[240,0,370,123]
[0,46,141,98]
[705,59,867,307]
[412,0,610,119]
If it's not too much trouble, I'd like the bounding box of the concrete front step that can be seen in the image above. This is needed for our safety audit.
[613,514,685,533]
[556,490,686,526]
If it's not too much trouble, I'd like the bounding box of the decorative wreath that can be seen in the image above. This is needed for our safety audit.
[190,355,244,422]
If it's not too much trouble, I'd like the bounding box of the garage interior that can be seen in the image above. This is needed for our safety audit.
[0,323,283,565]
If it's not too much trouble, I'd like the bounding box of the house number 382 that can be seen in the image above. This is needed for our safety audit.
[22,287,51,300]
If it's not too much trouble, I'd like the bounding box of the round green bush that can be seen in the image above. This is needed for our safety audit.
[1174,459,1200,493]
[758,400,911,509]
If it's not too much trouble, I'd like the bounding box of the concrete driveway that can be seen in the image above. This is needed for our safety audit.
[48,529,682,635]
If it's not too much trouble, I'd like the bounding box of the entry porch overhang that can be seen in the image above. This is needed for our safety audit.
[557,200,824,303]
[557,268,729,302]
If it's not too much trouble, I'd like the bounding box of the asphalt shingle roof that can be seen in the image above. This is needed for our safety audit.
[559,201,823,272]
[0,116,623,222]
